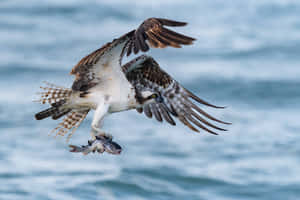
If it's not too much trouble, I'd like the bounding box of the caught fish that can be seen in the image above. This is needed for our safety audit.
[103,141,122,154]
[69,135,122,155]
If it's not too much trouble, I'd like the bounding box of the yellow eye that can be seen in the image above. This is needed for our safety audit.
[151,94,157,99]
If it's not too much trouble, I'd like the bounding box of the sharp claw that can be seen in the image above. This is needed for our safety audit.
[95,135,101,140]
[105,133,113,140]
[95,133,113,141]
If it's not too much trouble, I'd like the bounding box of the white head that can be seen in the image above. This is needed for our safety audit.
[140,90,161,104]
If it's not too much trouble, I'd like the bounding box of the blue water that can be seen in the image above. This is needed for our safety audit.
[1,0,300,199]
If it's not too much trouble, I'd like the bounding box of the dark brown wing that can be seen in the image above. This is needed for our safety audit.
[125,18,196,56]
[124,55,231,135]
[137,103,177,126]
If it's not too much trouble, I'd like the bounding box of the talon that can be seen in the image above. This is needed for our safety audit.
[95,133,112,141]
[95,135,101,140]
[105,133,113,140]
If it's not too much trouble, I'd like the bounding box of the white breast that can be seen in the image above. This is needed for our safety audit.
[82,62,137,113]
[106,70,137,113]
[71,42,138,113]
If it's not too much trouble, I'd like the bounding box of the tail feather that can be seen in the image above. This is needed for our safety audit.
[34,82,89,141]
[51,109,90,142]
[52,109,72,120]
[34,82,72,120]
[34,82,72,105]
[35,107,58,120]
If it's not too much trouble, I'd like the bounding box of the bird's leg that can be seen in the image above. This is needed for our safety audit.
[69,101,122,155]
[90,101,109,139]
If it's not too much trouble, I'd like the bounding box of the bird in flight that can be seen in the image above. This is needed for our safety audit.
[35,18,230,155]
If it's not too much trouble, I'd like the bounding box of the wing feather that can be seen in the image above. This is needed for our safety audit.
[126,40,133,56]
[144,104,153,118]
[160,28,195,45]
[178,115,199,132]
[183,97,230,124]
[155,18,188,27]
[147,33,159,48]
[150,103,163,122]
[158,103,176,125]
[125,18,195,56]
[136,107,143,113]
[125,55,230,135]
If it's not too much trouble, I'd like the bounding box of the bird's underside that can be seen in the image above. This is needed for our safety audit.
[34,18,230,155]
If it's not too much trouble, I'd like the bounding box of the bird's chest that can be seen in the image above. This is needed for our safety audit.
[84,60,138,112]
[93,67,136,112]
[106,77,137,113]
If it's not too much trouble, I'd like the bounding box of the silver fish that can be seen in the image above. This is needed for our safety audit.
[69,135,122,155]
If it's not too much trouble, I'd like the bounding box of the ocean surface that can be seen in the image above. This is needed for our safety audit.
[1,0,300,199]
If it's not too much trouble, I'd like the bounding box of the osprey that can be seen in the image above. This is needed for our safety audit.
[35,18,230,155]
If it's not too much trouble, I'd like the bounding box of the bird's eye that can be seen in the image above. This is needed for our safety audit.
[151,94,158,99]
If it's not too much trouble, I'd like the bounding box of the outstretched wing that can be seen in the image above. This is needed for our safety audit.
[70,34,131,91]
[124,18,196,56]
[70,18,195,91]
[123,55,230,135]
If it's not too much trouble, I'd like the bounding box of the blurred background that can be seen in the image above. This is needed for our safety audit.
[1,0,300,199]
